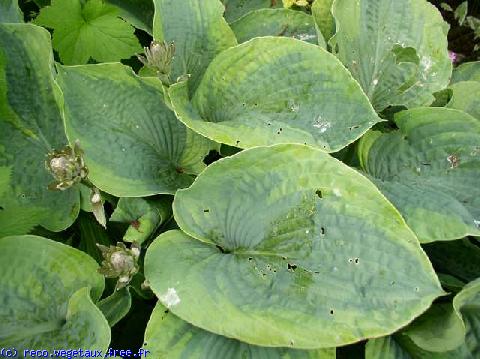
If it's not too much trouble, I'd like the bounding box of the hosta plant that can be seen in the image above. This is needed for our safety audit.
[1,0,479,357]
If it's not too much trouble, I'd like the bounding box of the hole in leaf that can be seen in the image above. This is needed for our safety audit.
[354,258,359,264]
[315,189,323,198]
[287,263,297,271]
[216,245,230,254]
[321,227,326,235]
[203,209,210,213]
[330,309,334,315]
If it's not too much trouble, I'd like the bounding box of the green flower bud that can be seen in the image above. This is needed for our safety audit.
[45,140,87,191]
[97,242,140,289]
[137,40,175,85]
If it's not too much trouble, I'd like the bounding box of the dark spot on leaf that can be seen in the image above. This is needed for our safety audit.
[164,309,169,314]
[330,309,334,315]
[354,258,359,264]
[203,209,210,213]
[348,125,360,130]
[131,220,141,230]
[315,189,323,198]
[175,167,184,174]
[216,245,230,254]
[236,140,240,145]
[321,227,326,235]
[248,257,253,261]
[287,263,297,271]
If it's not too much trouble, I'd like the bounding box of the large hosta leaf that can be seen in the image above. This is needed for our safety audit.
[446,81,480,120]
[153,0,237,92]
[330,0,451,111]
[358,107,480,243]
[230,8,324,46]
[145,144,442,348]
[57,63,214,197]
[0,23,79,232]
[222,0,283,23]
[0,235,109,349]
[366,278,480,358]
[143,303,335,358]
[169,37,381,152]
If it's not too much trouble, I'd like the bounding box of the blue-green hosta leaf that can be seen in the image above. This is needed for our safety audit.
[106,0,154,34]
[56,63,215,197]
[153,0,237,92]
[230,8,324,46]
[311,0,334,42]
[451,61,480,83]
[143,303,335,358]
[0,235,109,349]
[366,278,480,358]
[446,81,480,120]
[331,0,451,111]
[0,0,23,22]
[222,0,283,23]
[145,144,443,349]
[110,197,172,244]
[34,0,141,65]
[169,37,381,153]
[0,23,80,232]
[358,107,480,243]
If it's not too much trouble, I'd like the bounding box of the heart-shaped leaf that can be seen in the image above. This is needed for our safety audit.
[230,8,324,46]
[56,63,215,197]
[0,235,109,349]
[153,0,237,91]
[358,107,480,243]
[169,37,381,152]
[143,302,335,358]
[0,23,80,232]
[330,0,451,111]
[145,144,442,348]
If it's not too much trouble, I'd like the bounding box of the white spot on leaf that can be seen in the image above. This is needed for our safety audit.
[160,288,180,308]
[333,188,342,197]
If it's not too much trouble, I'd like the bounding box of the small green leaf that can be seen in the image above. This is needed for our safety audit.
[0,0,23,23]
[230,8,324,46]
[446,81,480,120]
[423,238,480,283]
[105,0,154,34]
[441,3,453,12]
[451,61,480,84]
[56,63,215,197]
[169,37,381,153]
[34,0,141,65]
[145,144,442,348]
[311,0,335,41]
[358,107,480,243]
[144,303,335,358]
[222,0,283,23]
[98,287,132,327]
[110,197,172,244]
[0,235,109,349]
[454,1,468,26]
